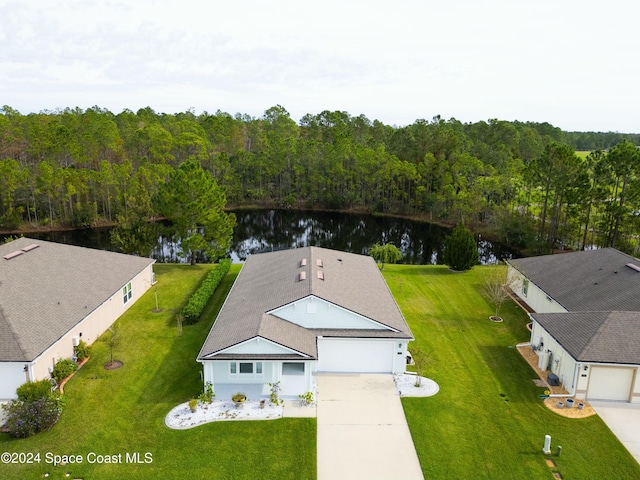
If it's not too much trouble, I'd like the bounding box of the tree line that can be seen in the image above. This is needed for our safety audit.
[1,105,639,255]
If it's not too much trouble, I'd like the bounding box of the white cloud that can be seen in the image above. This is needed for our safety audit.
[0,0,639,131]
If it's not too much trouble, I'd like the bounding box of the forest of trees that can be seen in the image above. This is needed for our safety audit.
[1,104,639,256]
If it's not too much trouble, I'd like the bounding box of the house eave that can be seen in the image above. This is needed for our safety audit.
[199,353,316,361]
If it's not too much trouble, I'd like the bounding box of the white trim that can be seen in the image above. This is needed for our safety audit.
[203,336,311,359]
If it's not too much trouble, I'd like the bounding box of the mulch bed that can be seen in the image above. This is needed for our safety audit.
[543,397,596,418]
[104,360,124,370]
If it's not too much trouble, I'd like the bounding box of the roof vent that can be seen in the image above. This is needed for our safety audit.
[3,250,24,260]
[300,258,307,267]
[626,263,640,272]
[21,244,39,252]
[299,271,306,281]
[317,271,324,280]
[316,259,323,267]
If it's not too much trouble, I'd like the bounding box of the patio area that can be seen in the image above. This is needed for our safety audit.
[517,343,596,418]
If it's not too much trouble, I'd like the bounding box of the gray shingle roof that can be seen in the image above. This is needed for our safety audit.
[508,248,640,312]
[197,247,413,360]
[532,311,640,364]
[0,237,155,362]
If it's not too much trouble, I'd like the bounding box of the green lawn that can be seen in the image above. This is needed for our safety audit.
[384,264,640,479]
[0,264,316,480]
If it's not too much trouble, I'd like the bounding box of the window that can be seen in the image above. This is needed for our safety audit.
[522,279,529,297]
[229,362,263,377]
[122,282,132,304]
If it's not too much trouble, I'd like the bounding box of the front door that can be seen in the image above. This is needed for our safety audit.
[280,362,306,397]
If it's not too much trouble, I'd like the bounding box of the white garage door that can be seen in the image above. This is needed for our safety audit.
[316,338,395,373]
[588,366,635,401]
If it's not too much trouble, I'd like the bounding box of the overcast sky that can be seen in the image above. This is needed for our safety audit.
[1,0,638,132]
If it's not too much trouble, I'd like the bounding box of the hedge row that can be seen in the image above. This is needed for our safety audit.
[182,259,231,324]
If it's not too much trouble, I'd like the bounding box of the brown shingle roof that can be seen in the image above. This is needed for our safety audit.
[197,247,413,360]
[532,311,640,364]
[0,237,154,362]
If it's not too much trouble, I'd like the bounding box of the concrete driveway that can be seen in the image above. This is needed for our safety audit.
[590,401,640,464]
[316,374,424,480]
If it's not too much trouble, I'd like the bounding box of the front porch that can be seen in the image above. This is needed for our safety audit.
[212,383,270,402]
[210,379,316,402]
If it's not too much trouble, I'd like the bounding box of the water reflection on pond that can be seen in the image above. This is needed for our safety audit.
[3,209,517,265]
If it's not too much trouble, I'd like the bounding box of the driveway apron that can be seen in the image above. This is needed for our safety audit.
[317,374,424,480]
[590,401,640,465]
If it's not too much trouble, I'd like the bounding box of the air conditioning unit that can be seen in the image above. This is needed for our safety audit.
[72,336,80,347]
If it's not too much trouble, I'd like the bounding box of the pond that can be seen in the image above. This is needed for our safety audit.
[1,209,517,264]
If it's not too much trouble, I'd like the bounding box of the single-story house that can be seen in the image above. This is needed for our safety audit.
[197,247,414,398]
[0,237,155,401]
[507,248,640,403]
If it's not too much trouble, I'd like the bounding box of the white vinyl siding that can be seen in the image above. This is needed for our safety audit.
[270,296,392,330]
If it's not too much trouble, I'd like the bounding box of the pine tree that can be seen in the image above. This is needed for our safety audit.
[443,223,479,271]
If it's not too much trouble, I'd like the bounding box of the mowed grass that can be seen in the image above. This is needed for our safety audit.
[384,264,640,479]
[0,264,316,480]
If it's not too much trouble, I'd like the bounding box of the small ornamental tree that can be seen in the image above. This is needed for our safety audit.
[410,346,432,387]
[369,243,402,270]
[105,322,122,366]
[443,223,479,271]
[482,264,518,320]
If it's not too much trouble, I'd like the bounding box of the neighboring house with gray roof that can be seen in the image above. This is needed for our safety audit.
[197,247,413,398]
[507,249,640,403]
[0,238,155,401]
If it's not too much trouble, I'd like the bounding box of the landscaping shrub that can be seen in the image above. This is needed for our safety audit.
[74,339,91,361]
[182,259,231,324]
[16,379,53,402]
[2,396,64,438]
[198,382,215,403]
[52,358,78,383]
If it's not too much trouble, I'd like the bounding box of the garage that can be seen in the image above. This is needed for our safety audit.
[588,366,635,401]
[316,338,395,373]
